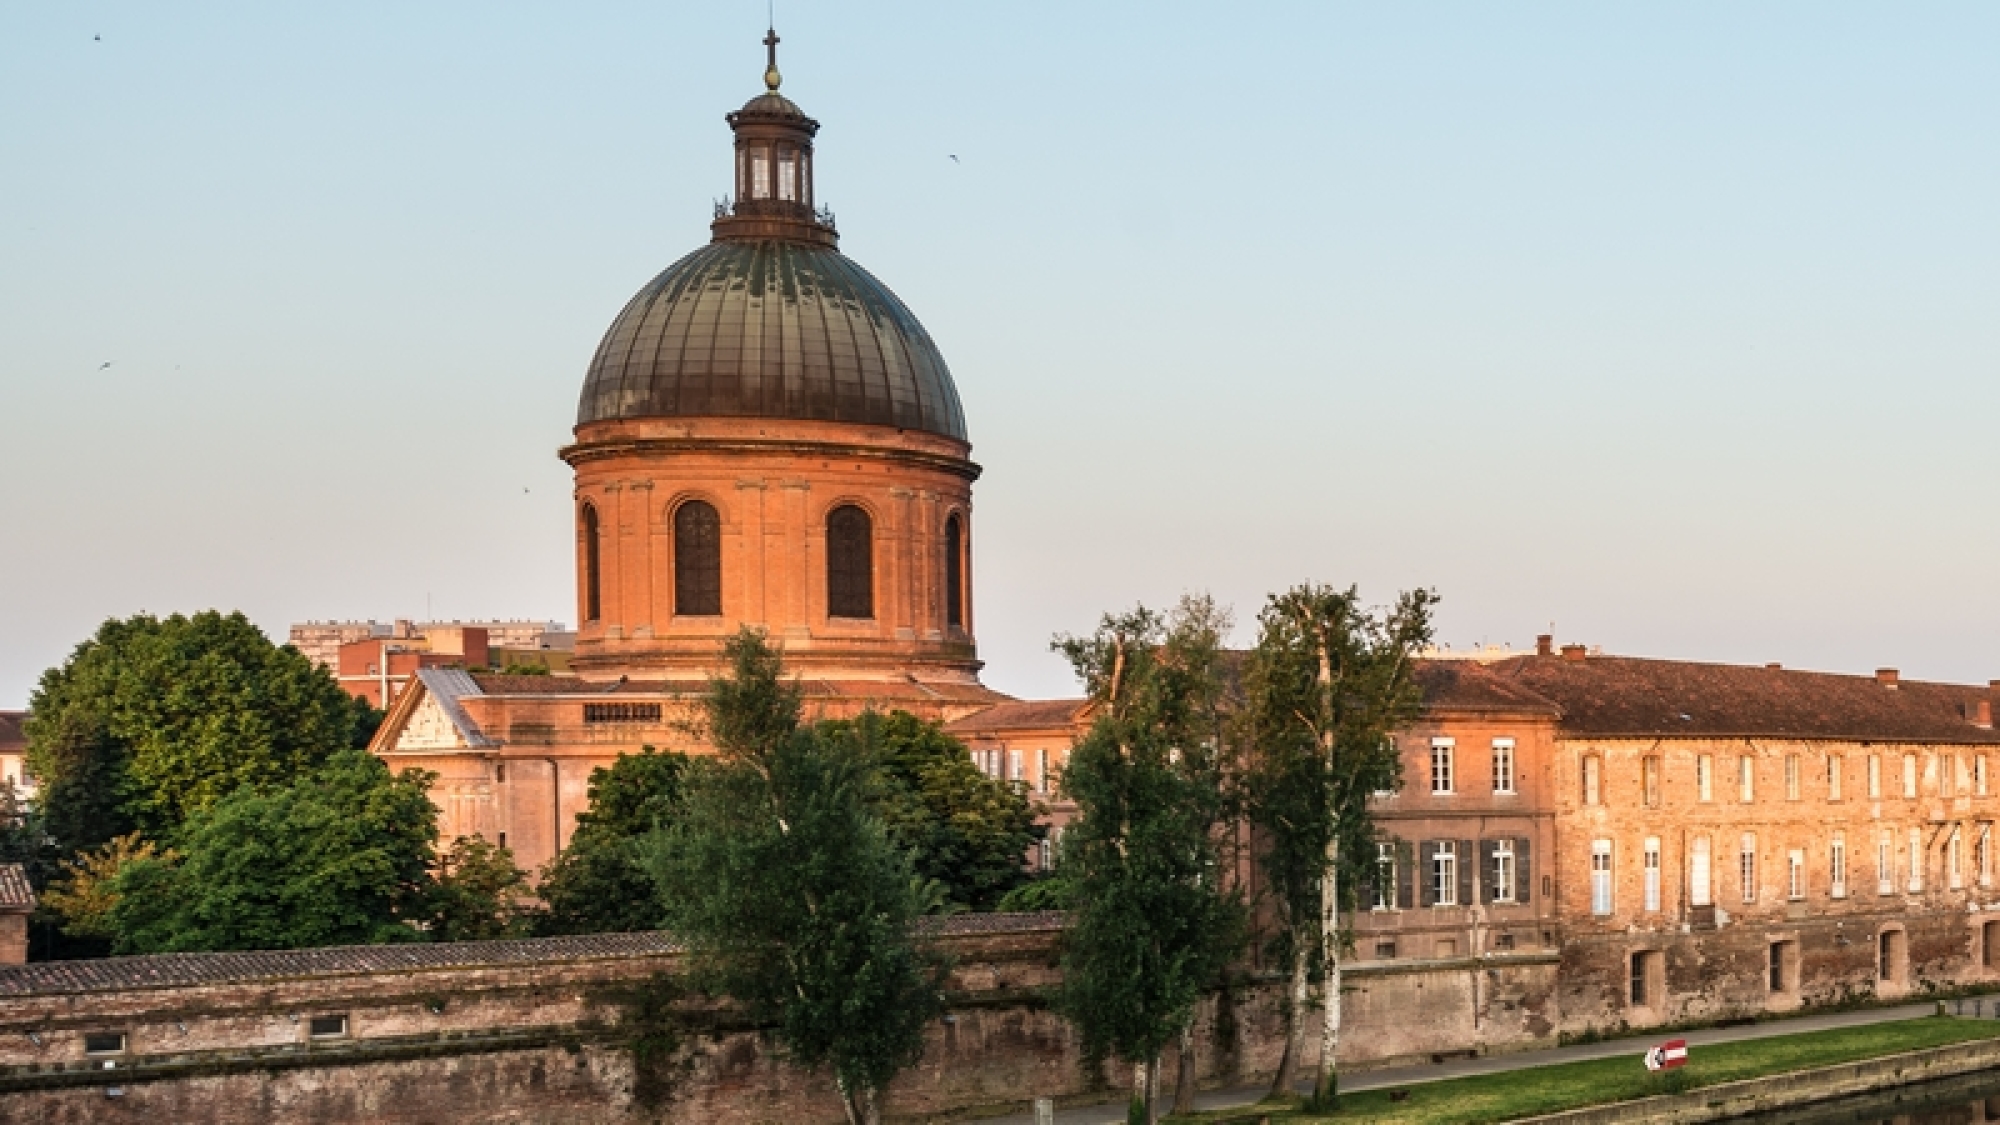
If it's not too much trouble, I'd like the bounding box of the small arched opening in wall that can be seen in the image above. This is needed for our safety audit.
[1626,947,1667,1023]
[825,502,875,621]
[943,511,967,633]
[670,497,724,618]
[1878,923,1910,995]
[580,502,603,624]
[1765,933,1802,1011]
[1980,917,2000,976]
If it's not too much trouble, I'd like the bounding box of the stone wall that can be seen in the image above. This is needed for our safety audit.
[0,918,1564,1124]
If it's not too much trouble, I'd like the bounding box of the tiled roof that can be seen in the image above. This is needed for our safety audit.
[0,711,25,753]
[0,913,1067,998]
[1489,655,2000,744]
[466,674,1010,706]
[947,699,1091,735]
[0,865,33,911]
[1414,661,1563,714]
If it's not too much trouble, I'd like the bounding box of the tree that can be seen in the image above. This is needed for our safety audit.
[642,630,945,1125]
[430,834,532,941]
[25,611,380,852]
[533,747,689,936]
[818,710,1041,912]
[1050,597,1243,1125]
[1240,584,1435,1108]
[105,750,441,953]
[39,833,169,941]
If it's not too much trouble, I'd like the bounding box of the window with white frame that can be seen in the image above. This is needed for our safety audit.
[1830,832,1847,898]
[1432,840,1458,906]
[1869,754,1882,799]
[1697,755,1713,803]
[1643,756,1661,808]
[1950,828,1964,889]
[1829,756,1843,801]
[1982,824,1993,887]
[1591,839,1613,916]
[1740,756,1756,803]
[1643,837,1662,912]
[1787,849,1806,900]
[1904,754,1918,799]
[1691,835,1712,907]
[1785,755,1801,801]
[1979,756,1990,797]
[1582,755,1600,806]
[1492,739,1516,794]
[1492,839,1516,903]
[1740,834,1758,904]
[1955,755,1968,797]
[1878,832,1893,895]
[1431,739,1455,795]
[1908,827,1923,893]
[1374,842,1396,910]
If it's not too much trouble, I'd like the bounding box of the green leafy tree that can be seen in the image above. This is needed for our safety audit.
[1240,584,1435,1108]
[105,750,440,953]
[39,833,169,940]
[818,711,1041,912]
[642,630,945,1125]
[534,747,689,936]
[1051,596,1244,1125]
[25,611,381,851]
[430,834,531,941]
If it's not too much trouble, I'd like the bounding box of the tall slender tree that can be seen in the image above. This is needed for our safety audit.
[642,630,944,1125]
[1241,584,1435,1108]
[1051,596,1243,1125]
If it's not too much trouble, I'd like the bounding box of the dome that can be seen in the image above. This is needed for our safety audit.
[577,240,968,441]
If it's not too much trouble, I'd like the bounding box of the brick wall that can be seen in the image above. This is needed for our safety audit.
[0,918,1566,1123]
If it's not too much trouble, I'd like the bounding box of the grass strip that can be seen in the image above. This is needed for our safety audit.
[1168,1015,2000,1125]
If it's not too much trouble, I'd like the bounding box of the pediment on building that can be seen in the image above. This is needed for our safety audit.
[370,667,495,756]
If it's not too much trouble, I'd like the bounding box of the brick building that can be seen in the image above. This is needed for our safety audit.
[0,712,28,798]
[369,38,1008,875]
[0,865,32,965]
[289,620,569,675]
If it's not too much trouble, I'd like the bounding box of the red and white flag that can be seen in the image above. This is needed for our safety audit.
[1643,1039,1689,1071]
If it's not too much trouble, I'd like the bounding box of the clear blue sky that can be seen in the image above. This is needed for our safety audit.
[4,3,1999,707]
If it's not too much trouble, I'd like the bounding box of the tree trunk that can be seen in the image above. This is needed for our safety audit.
[1268,930,1310,1098]
[1147,1051,1163,1124]
[1173,1021,1197,1114]
[1133,1058,1148,1125]
[1314,846,1341,1109]
[837,1079,879,1125]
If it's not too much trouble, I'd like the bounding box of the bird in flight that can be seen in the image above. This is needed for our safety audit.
[94,34,101,42]
[98,361,112,370]
[949,154,959,163]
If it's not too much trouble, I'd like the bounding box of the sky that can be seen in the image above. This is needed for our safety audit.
[3,3,1999,708]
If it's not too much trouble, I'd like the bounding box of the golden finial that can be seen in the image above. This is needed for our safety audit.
[763,28,782,92]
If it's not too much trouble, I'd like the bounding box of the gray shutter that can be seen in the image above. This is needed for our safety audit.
[1397,840,1416,909]
[1516,836,1533,903]
[1481,840,1500,903]
[1458,839,1475,908]
[1418,840,1438,907]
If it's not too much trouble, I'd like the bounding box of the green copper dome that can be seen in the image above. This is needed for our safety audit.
[577,240,966,442]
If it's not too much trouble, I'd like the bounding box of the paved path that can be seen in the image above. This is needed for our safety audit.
[976,1002,1946,1124]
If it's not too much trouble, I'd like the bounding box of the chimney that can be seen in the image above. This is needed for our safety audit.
[1561,644,1588,663]
[1765,662,1782,670]
[1536,634,1554,657]
[1875,668,1899,690]
[1976,700,1993,730]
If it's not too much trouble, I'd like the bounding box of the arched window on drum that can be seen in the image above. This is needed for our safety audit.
[581,503,603,623]
[944,514,965,631]
[674,500,722,616]
[826,505,874,619]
